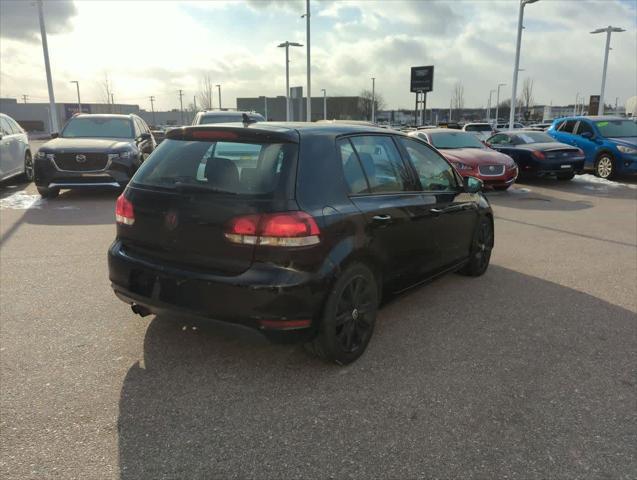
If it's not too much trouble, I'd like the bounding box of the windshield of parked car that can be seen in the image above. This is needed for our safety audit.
[464,124,493,132]
[61,117,133,138]
[594,119,637,138]
[512,132,557,144]
[428,131,485,149]
[132,138,296,195]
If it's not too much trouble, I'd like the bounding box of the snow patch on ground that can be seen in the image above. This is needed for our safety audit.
[0,191,45,210]
[509,187,532,194]
[573,174,637,190]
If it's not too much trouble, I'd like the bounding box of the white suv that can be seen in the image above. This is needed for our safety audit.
[0,113,33,183]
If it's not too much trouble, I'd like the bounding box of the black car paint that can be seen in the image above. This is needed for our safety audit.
[34,114,155,190]
[487,134,584,176]
[108,123,492,342]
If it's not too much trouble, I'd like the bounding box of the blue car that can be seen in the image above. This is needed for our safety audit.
[547,116,637,179]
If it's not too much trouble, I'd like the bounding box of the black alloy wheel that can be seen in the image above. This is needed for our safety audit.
[23,151,34,182]
[306,263,379,365]
[459,217,493,277]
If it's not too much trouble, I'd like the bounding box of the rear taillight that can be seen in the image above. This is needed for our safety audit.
[115,193,135,225]
[225,211,320,247]
[531,150,546,161]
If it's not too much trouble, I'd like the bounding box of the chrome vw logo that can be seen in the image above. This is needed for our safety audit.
[164,210,179,231]
[76,154,87,163]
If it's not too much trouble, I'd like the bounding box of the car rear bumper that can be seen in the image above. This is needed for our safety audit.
[519,159,585,176]
[34,157,135,189]
[108,240,335,342]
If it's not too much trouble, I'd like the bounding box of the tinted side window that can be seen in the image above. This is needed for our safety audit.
[576,121,593,136]
[337,138,369,194]
[559,120,577,133]
[133,118,144,137]
[0,117,15,135]
[7,118,22,133]
[398,137,457,192]
[488,134,510,145]
[349,136,408,193]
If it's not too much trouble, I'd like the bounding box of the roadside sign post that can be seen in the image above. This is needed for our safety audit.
[411,66,434,126]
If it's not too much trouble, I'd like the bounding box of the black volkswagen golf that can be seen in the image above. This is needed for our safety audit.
[108,123,494,364]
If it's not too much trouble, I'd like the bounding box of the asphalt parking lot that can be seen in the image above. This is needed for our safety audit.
[1,156,636,478]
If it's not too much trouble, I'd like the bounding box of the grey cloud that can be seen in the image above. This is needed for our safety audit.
[0,0,77,42]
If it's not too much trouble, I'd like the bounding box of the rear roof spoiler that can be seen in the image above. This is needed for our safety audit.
[166,125,299,143]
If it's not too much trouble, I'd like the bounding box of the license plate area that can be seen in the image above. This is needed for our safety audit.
[560,165,572,169]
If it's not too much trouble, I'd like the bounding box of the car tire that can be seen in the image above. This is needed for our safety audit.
[458,216,493,277]
[37,186,60,199]
[594,153,615,179]
[557,173,575,181]
[305,263,379,365]
[21,151,34,182]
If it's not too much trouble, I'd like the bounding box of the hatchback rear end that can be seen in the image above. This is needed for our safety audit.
[108,126,330,341]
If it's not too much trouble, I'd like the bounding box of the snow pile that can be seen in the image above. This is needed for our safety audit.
[573,174,637,190]
[0,191,45,210]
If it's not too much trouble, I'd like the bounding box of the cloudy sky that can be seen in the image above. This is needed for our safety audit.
[1,0,636,112]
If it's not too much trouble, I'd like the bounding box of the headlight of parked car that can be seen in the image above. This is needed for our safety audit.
[453,161,473,170]
[616,145,637,155]
[36,151,55,161]
[108,151,133,161]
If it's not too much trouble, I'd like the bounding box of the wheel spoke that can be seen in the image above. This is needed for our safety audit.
[335,312,350,326]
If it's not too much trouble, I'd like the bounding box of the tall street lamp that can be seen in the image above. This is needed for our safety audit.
[277,41,303,121]
[216,84,222,109]
[487,89,496,123]
[70,80,81,114]
[574,92,580,116]
[321,88,327,120]
[303,0,311,121]
[495,83,506,125]
[509,0,539,130]
[371,77,376,123]
[591,26,625,115]
[37,0,59,133]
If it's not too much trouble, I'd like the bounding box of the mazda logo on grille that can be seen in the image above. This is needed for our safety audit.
[76,154,87,163]
[164,210,179,231]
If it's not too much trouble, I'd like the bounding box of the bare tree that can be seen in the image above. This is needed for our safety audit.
[521,78,534,111]
[100,74,114,112]
[357,89,386,121]
[197,74,214,110]
[451,81,464,120]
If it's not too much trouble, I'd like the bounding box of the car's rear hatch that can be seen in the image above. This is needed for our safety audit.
[117,126,299,275]
[528,143,583,160]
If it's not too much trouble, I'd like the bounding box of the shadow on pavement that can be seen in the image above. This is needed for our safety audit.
[117,266,636,479]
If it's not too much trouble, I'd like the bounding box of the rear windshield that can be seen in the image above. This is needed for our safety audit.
[464,124,492,132]
[429,131,485,149]
[512,132,557,144]
[61,117,133,138]
[595,119,637,138]
[198,114,264,125]
[132,138,297,195]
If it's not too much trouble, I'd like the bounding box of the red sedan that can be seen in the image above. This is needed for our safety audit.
[409,129,518,190]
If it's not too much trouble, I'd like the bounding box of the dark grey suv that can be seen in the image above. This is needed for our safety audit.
[34,114,155,198]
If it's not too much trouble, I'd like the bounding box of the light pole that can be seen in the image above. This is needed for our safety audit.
[510,0,539,130]
[574,92,580,116]
[487,89,496,123]
[371,77,376,123]
[70,80,81,114]
[495,83,506,125]
[277,41,303,121]
[591,26,625,115]
[303,0,311,121]
[37,0,59,133]
[321,88,327,120]
[149,96,156,125]
[216,84,222,109]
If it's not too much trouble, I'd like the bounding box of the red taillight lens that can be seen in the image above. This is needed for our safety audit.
[531,150,546,160]
[225,212,320,247]
[115,193,135,225]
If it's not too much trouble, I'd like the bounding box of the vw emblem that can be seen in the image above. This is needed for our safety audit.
[76,154,87,163]
[164,210,179,231]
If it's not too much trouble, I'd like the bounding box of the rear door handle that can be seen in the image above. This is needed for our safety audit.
[372,214,392,222]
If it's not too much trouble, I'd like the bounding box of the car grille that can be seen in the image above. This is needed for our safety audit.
[53,152,109,172]
[478,164,505,176]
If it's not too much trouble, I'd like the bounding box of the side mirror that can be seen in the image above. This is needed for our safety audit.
[139,132,151,141]
[463,176,483,193]
[50,132,59,139]
[581,131,593,140]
